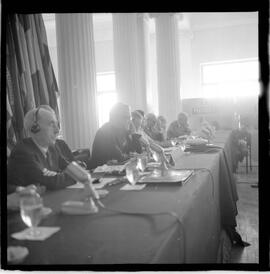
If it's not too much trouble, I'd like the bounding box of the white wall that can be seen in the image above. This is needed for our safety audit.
[93,22,258,100]
[187,23,258,98]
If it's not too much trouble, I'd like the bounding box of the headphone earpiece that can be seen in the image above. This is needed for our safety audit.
[30,107,41,133]
[30,123,40,133]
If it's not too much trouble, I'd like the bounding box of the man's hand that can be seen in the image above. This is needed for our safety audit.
[42,168,57,176]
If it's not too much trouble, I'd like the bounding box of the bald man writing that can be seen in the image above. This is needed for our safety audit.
[7,105,76,193]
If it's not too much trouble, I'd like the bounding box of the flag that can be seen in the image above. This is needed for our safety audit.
[6,14,59,155]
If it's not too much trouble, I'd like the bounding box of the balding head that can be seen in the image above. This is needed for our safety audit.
[109,102,131,130]
[144,113,157,129]
[24,105,59,148]
[177,112,188,126]
[157,115,166,130]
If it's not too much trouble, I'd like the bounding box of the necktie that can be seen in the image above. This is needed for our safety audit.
[46,151,52,169]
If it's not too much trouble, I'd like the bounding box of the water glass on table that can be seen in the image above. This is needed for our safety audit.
[170,139,177,146]
[179,141,186,152]
[20,191,43,237]
[126,159,140,185]
[137,154,148,172]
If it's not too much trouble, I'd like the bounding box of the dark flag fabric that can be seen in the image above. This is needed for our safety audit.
[6,14,59,156]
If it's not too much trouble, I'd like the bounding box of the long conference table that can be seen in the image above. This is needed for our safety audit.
[7,130,239,265]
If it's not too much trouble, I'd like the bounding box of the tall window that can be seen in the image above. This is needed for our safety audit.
[201,59,259,98]
[96,72,118,126]
[93,13,118,127]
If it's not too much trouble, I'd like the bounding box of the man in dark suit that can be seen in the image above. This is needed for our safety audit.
[91,102,142,169]
[167,112,191,140]
[7,105,76,193]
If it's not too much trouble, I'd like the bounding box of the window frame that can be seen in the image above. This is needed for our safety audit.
[200,58,259,98]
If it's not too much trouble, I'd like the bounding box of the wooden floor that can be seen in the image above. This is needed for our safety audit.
[229,163,259,263]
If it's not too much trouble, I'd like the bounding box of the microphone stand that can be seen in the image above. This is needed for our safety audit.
[64,161,99,213]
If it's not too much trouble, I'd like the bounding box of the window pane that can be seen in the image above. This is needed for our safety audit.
[97,73,116,91]
[202,84,218,98]
[201,59,259,98]
[218,81,260,97]
[202,60,259,84]
[97,92,118,126]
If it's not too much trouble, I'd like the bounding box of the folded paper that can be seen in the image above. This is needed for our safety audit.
[11,227,60,241]
[120,184,146,191]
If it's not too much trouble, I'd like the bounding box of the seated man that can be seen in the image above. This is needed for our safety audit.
[91,102,142,168]
[131,110,144,134]
[157,115,167,140]
[143,113,165,142]
[167,112,191,140]
[230,116,251,172]
[196,116,216,141]
[7,105,76,193]
[143,113,173,148]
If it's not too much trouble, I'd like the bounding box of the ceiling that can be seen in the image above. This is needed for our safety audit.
[43,12,258,40]
[187,12,258,30]
[43,12,258,28]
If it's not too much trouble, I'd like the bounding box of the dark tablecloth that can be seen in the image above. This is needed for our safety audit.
[7,130,238,264]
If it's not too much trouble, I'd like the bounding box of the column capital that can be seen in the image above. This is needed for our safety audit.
[137,13,151,22]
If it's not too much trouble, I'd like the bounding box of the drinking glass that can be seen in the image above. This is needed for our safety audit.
[170,139,177,146]
[179,141,186,152]
[137,154,148,172]
[126,159,140,185]
[152,150,160,163]
[20,194,43,237]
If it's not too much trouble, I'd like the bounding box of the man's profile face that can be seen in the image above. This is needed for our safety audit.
[158,117,166,129]
[177,114,187,126]
[120,108,131,131]
[133,116,143,129]
[36,109,59,146]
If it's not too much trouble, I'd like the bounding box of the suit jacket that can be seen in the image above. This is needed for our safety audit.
[143,126,165,142]
[167,120,191,139]
[91,122,141,169]
[7,138,76,192]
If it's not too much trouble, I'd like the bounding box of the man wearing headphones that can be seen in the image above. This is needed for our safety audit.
[7,105,76,193]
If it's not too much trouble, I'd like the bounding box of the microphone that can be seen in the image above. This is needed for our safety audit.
[64,161,99,200]
[54,143,99,200]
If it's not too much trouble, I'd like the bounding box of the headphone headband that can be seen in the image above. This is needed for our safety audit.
[34,106,41,124]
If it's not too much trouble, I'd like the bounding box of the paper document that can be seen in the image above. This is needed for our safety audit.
[93,164,126,173]
[120,184,146,191]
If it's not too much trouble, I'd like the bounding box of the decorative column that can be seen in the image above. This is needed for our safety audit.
[155,13,181,124]
[179,29,194,99]
[112,13,147,111]
[144,14,159,114]
[55,13,98,150]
